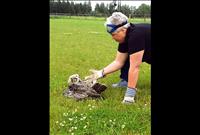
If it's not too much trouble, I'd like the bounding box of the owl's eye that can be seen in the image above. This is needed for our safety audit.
[73,78,77,82]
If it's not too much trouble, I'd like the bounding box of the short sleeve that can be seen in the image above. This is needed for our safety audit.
[118,42,128,53]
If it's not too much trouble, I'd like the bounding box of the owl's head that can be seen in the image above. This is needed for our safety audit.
[68,74,81,85]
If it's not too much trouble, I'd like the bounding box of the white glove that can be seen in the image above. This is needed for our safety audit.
[85,69,104,81]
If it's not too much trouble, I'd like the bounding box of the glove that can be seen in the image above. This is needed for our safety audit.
[122,87,137,104]
[85,69,105,81]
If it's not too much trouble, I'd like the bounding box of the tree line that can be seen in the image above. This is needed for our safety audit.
[50,0,151,18]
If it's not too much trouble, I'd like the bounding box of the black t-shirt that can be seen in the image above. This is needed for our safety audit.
[118,23,151,64]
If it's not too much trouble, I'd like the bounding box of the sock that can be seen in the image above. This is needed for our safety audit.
[125,88,136,97]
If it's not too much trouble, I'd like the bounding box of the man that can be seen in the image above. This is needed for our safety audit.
[85,12,151,104]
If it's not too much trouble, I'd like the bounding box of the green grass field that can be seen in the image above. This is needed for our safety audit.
[50,17,151,135]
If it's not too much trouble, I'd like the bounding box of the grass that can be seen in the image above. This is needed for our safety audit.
[50,17,151,135]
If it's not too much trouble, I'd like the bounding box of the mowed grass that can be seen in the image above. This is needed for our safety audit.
[50,17,151,135]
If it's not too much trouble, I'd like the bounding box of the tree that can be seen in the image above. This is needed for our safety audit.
[99,3,106,14]
[87,0,92,14]
[135,4,151,17]
[50,2,54,13]
[83,2,87,14]
[130,6,136,17]
[120,4,131,17]
[79,3,84,14]
[74,3,83,15]
[63,0,71,13]
[70,2,75,15]
[108,3,115,15]
[95,3,100,14]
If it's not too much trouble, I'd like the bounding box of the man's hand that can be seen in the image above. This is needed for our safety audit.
[85,69,104,81]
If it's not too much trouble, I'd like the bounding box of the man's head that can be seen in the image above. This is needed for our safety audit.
[105,12,130,43]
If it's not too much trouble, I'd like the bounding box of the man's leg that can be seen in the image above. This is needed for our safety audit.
[112,56,130,87]
[120,56,130,82]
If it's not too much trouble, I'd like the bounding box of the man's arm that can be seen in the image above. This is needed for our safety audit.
[128,50,144,88]
[85,51,128,80]
[103,51,128,75]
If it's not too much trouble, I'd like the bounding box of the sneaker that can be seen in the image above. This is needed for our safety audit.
[112,79,128,88]
[122,97,135,104]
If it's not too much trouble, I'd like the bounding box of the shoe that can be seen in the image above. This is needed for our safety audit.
[122,97,135,104]
[112,79,128,88]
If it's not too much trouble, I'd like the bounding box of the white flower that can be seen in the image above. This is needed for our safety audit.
[69,129,72,132]
[84,125,87,129]
[71,127,77,130]
[69,118,73,121]
[71,133,74,135]
[56,121,59,124]
[121,124,125,129]
[60,123,64,126]
[83,116,87,120]
[89,108,92,110]
[109,120,112,122]
[92,106,95,108]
